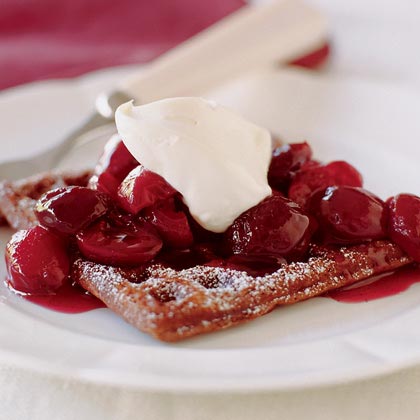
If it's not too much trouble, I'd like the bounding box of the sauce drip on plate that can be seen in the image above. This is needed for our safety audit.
[325,265,420,303]
[24,282,105,314]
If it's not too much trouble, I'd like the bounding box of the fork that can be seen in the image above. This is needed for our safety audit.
[0,0,327,180]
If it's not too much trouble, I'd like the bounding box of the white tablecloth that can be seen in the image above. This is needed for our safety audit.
[3,0,420,418]
[2,364,420,420]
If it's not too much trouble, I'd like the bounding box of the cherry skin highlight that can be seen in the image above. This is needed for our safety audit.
[118,165,177,214]
[309,186,387,244]
[224,193,313,261]
[93,137,138,199]
[93,171,121,201]
[5,226,70,295]
[35,186,110,235]
[77,212,163,266]
[387,194,420,262]
[288,161,363,208]
[95,137,139,182]
[268,142,312,192]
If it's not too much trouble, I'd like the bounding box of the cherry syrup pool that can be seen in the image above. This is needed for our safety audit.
[325,265,420,303]
[24,282,105,314]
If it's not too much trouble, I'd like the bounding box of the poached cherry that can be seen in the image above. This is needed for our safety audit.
[95,136,139,181]
[76,211,162,266]
[143,198,193,249]
[224,193,313,261]
[309,186,387,244]
[387,194,420,262]
[288,161,363,207]
[268,142,312,191]
[118,165,176,214]
[93,136,139,199]
[5,226,70,294]
[35,186,110,234]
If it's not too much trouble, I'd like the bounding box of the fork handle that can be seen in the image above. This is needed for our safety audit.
[118,0,327,104]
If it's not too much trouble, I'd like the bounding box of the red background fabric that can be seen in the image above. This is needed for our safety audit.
[0,0,245,90]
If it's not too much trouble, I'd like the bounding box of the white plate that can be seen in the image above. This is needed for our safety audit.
[1,66,420,392]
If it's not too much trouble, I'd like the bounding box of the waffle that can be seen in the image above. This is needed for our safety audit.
[0,171,412,342]
[0,170,92,230]
[74,240,411,341]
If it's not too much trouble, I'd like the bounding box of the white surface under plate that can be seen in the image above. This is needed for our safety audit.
[1,66,420,392]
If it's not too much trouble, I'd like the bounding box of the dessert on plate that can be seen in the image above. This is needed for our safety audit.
[1,97,419,342]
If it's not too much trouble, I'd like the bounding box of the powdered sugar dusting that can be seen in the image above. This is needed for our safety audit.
[74,240,412,342]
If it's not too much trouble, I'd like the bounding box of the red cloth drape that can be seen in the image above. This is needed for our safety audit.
[0,0,245,90]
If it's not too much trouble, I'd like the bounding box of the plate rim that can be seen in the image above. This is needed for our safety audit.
[2,65,420,392]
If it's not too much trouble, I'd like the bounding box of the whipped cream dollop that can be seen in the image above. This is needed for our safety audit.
[115,97,272,233]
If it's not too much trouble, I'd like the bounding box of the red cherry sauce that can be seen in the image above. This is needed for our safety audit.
[325,265,420,303]
[24,283,105,314]
[20,264,420,312]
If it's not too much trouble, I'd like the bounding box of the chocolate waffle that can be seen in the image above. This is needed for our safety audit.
[74,240,411,341]
[0,171,413,342]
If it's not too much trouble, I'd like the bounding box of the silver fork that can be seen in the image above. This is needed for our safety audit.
[0,0,327,180]
[0,91,130,180]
